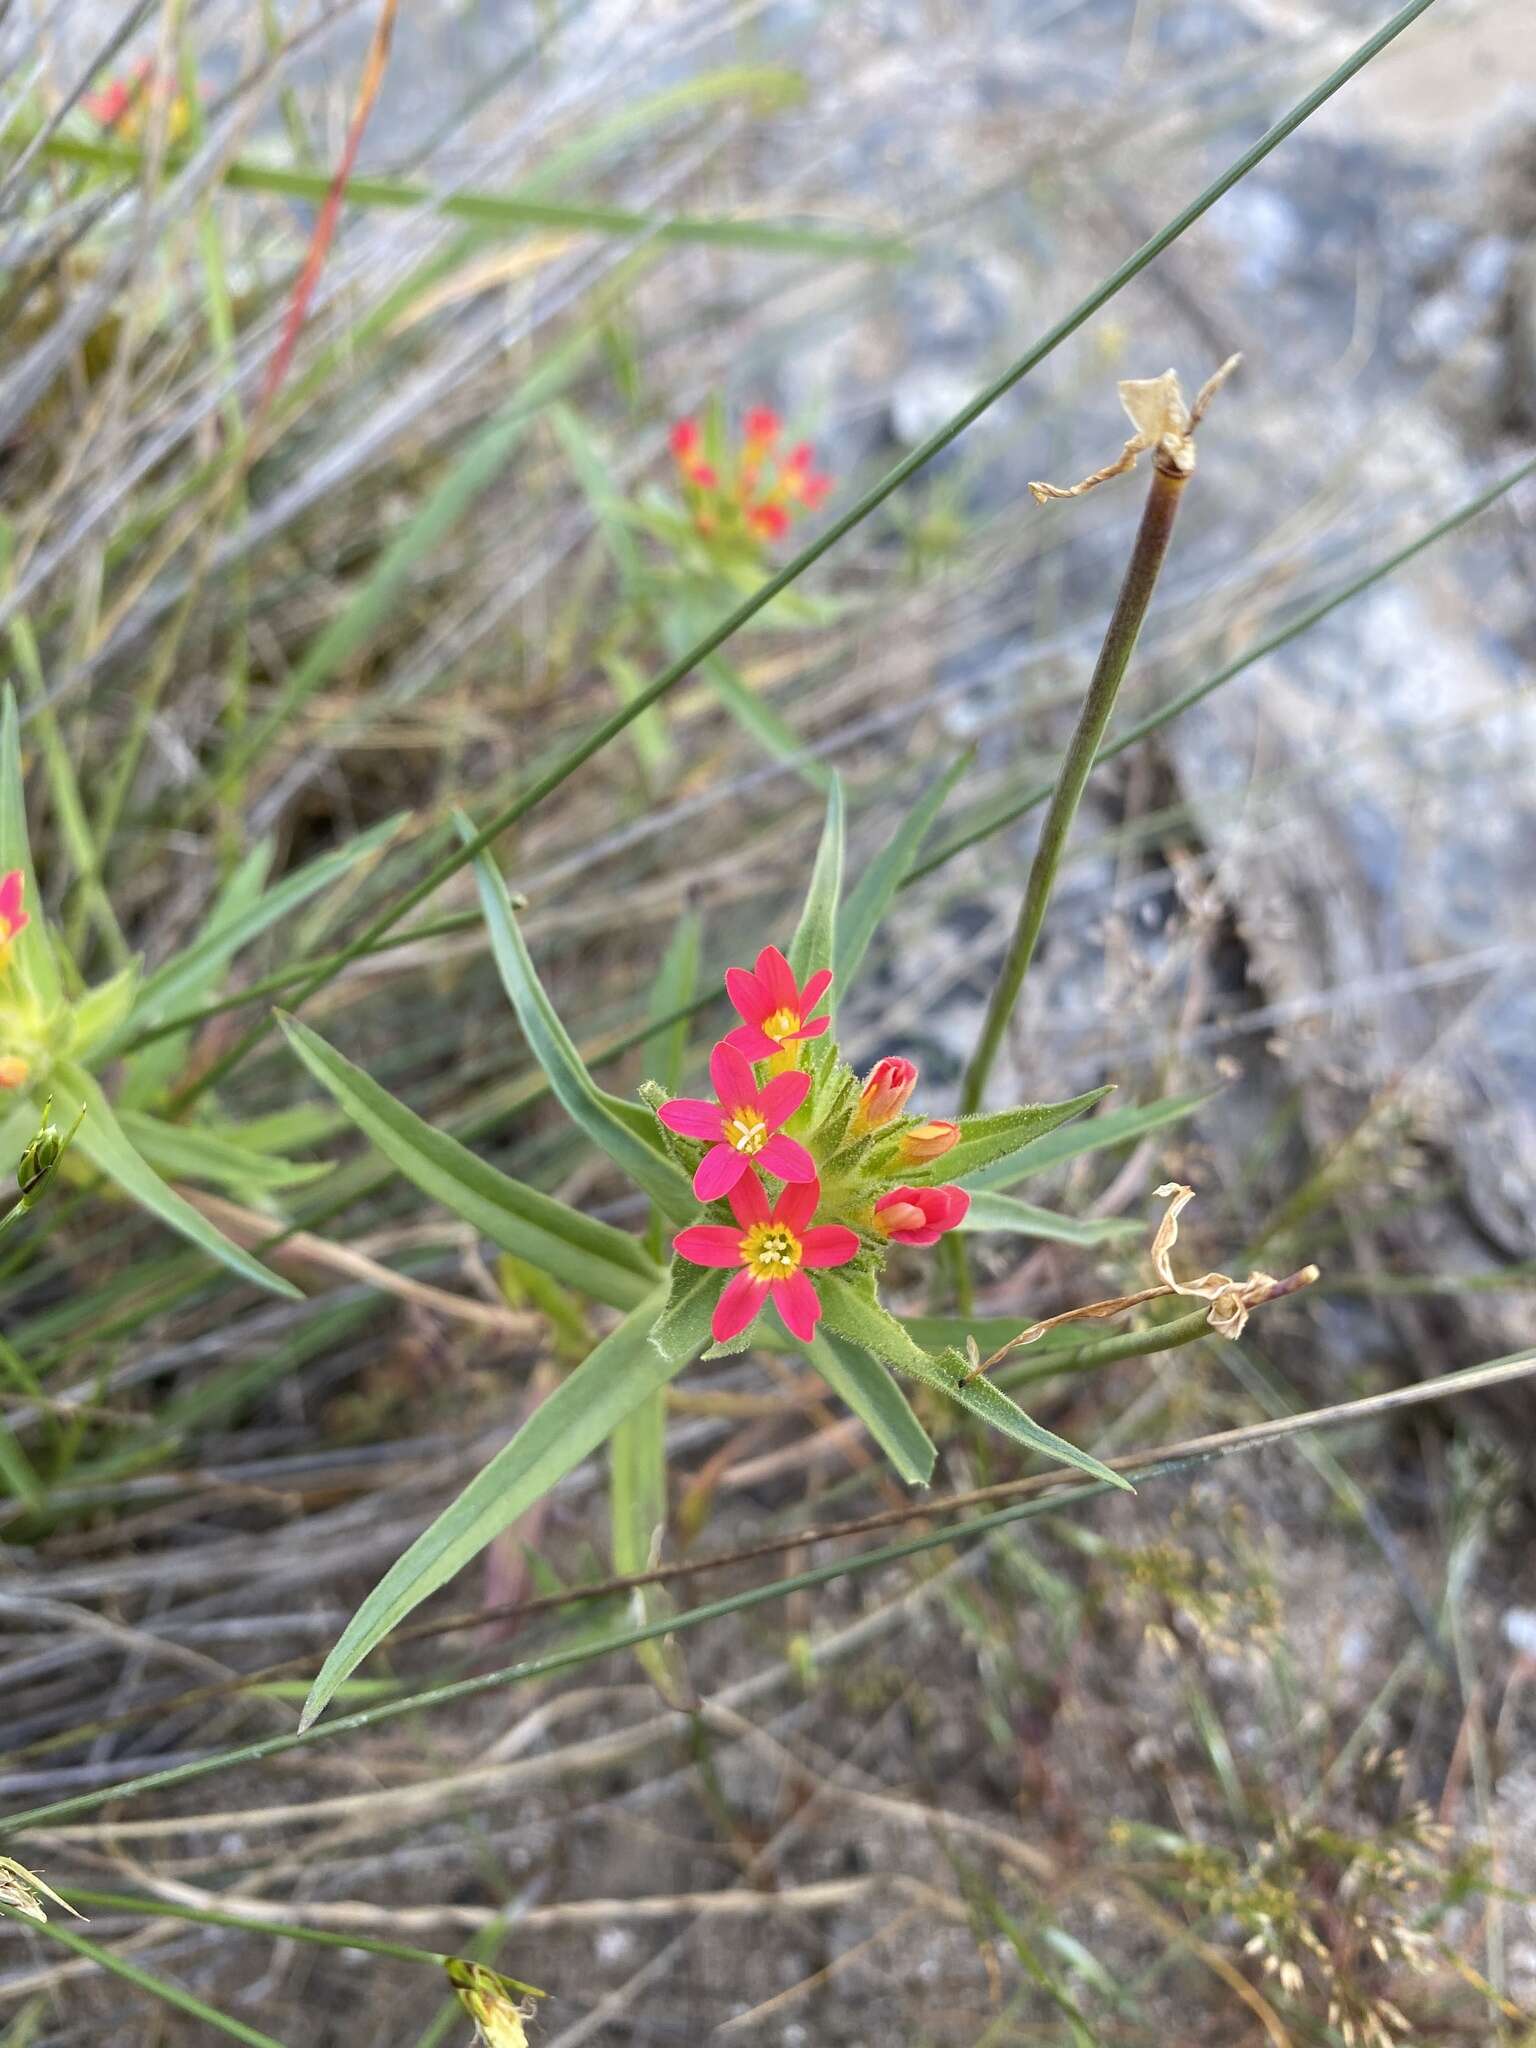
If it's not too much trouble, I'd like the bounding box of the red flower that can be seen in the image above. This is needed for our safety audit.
[851,1056,918,1134]
[800,472,832,508]
[743,406,781,446]
[675,1170,859,1344]
[724,946,832,1063]
[873,1184,970,1246]
[83,75,137,127]
[686,461,718,488]
[669,418,701,461]
[658,1039,816,1202]
[785,441,814,473]
[0,869,29,955]
[747,501,790,540]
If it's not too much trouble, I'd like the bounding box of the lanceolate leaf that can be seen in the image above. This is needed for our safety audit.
[301,1286,670,1728]
[464,822,696,1225]
[957,1192,1142,1247]
[899,1088,1111,1188]
[56,1062,300,1299]
[962,1086,1219,1193]
[835,752,969,991]
[122,816,403,1041]
[787,773,844,996]
[809,1333,936,1486]
[280,1016,659,1310]
[120,1109,332,1195]
[609,1387,690,1704]
[818,1270,1130,1490]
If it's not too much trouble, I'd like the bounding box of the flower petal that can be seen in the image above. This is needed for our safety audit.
[755,945,798,1011]
[756,1068,810,1130]
[727,1168,771,1231]
[758,1133,816,1183]
[658,1097,725,1141]
[798,967,833,1018]
[674,1225,746,1268]
[724,965,773,1027]
[798,1225,861,1269]
[787,1014,830,1042]
[723,1022,781,1062]
[709,1038,758,1110]
[772,1176,821,1234]
[770,1270,821,1343]
[694,1144,747,1203]
[714,1267,767,1343]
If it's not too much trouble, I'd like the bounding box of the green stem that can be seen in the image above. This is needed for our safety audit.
[959,460,1189,1120]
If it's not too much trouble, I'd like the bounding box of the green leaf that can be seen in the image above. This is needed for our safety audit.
[957,1191,1142,1247]
[463,821,697,1225]
[118,1110,332,1195]
[301,1286,671,1728]
[649,1257,723,1366]
[962,1086,1220,1192]
[788,773,844,992]
[817,1270,1130,1489]
[835,753,970,990]
[67,963,140,1062]
[123,816,403,1041]
[809,1332,935,1486]
[895,1088,1111,1188]
[280,1016,660,1311]
[700,651,829,791]
[55,1062,300,1299]
[0,688,62,1009]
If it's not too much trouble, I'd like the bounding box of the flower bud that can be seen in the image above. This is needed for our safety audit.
[850,1056,918,1135]
[15,1098,84,1202]
[873,1183,969,1246]
[899,1118,958,1163]
[0,1056,28,1090]
[445,1959,541,2048]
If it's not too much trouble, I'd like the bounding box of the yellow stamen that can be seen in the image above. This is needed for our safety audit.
[761,1006,800,1044]
[739,1221,803,1280]
[721,1108,768,1155]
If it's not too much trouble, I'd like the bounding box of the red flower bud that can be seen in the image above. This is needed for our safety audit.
[899,1119,959,1163]
[669,418,701,460]
[850,1056,918,1134]
[873,1184,970,1246]
[748,502,790,540]
[743,405,781,445]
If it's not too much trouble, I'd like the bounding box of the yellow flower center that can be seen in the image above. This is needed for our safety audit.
[721,1108,768,1155]
[762,1006,800,1044]
[739,1221,802,1280]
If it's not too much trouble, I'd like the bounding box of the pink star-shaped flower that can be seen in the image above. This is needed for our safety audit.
[657,1039,816,1202]
[723,946,832,1064]
[674,1170,860,1344]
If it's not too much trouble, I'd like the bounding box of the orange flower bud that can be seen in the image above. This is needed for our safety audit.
[899,1118,959,1163]
[0,1056,29,1090]
[850,1056,917,1135]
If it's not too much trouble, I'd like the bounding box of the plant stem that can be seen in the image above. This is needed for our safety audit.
[959,457,1190,1120]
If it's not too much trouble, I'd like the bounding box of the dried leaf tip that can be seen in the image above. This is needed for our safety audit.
[1030,353,1241,503]
[0,1857,84,1925]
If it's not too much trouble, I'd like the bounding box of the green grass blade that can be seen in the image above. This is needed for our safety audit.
[958,1192,1143,1246]
[56,1062,301,1299]
[0,689,62,1009]
[835,752,970,990]
[0,1905,290,2047]
[118,1110,332,1195]
[279,1015,659,1310]
[299,1285,668,1728]
[37,134,906,258]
